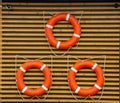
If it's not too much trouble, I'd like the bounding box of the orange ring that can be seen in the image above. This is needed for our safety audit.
[16,60,52,97]
[68,60,104,96]
[45,13,81,49]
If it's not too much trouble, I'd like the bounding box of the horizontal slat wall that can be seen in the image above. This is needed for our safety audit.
[1,2,120,103]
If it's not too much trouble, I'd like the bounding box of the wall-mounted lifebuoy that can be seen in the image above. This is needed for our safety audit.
[45,13,81,49]
[16,60,52,97]
[68,60,104,96]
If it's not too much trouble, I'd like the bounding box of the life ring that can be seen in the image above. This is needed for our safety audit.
[45,13,81,49]
[68,60,104,96]
[16,60,52,97]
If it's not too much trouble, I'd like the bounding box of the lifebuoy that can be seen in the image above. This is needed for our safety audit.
[16,60,52,97]
[45,13,81,49]
[68,60,104,96]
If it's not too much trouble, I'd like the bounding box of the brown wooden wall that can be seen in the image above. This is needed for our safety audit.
[0,2,120,103]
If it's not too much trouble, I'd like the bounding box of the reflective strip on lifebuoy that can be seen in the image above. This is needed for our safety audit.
[16,60,52,97]
[45,13,81,49]
[68,60,104,96]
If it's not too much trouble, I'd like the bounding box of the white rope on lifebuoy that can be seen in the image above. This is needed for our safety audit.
[42,85,48,91]
[94,84,102,90]
[46,24,53,29]
[22,86,28,93]
[73,33,80,38]
[92,63,98,71]
[56,41,61,49]
[66,13,70,21]
[40,64,46,71]
[75,87,80,94]
[20,67,26,73]
[71,67,78,73]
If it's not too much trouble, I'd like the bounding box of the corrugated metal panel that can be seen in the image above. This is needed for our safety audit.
[0,2,120,103]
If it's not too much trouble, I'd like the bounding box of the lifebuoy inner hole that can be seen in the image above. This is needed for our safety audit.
[53,21,74,42]
[76,68,97,89]
[24,68,44,89]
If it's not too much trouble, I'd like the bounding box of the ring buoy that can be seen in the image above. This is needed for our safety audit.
[16,60,52,97]
[45,13,81,49]
[68,60,104,96]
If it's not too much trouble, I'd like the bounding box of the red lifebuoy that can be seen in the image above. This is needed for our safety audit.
[68,60,104,96]
[45,13,81,49]
[16,60,52,97]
